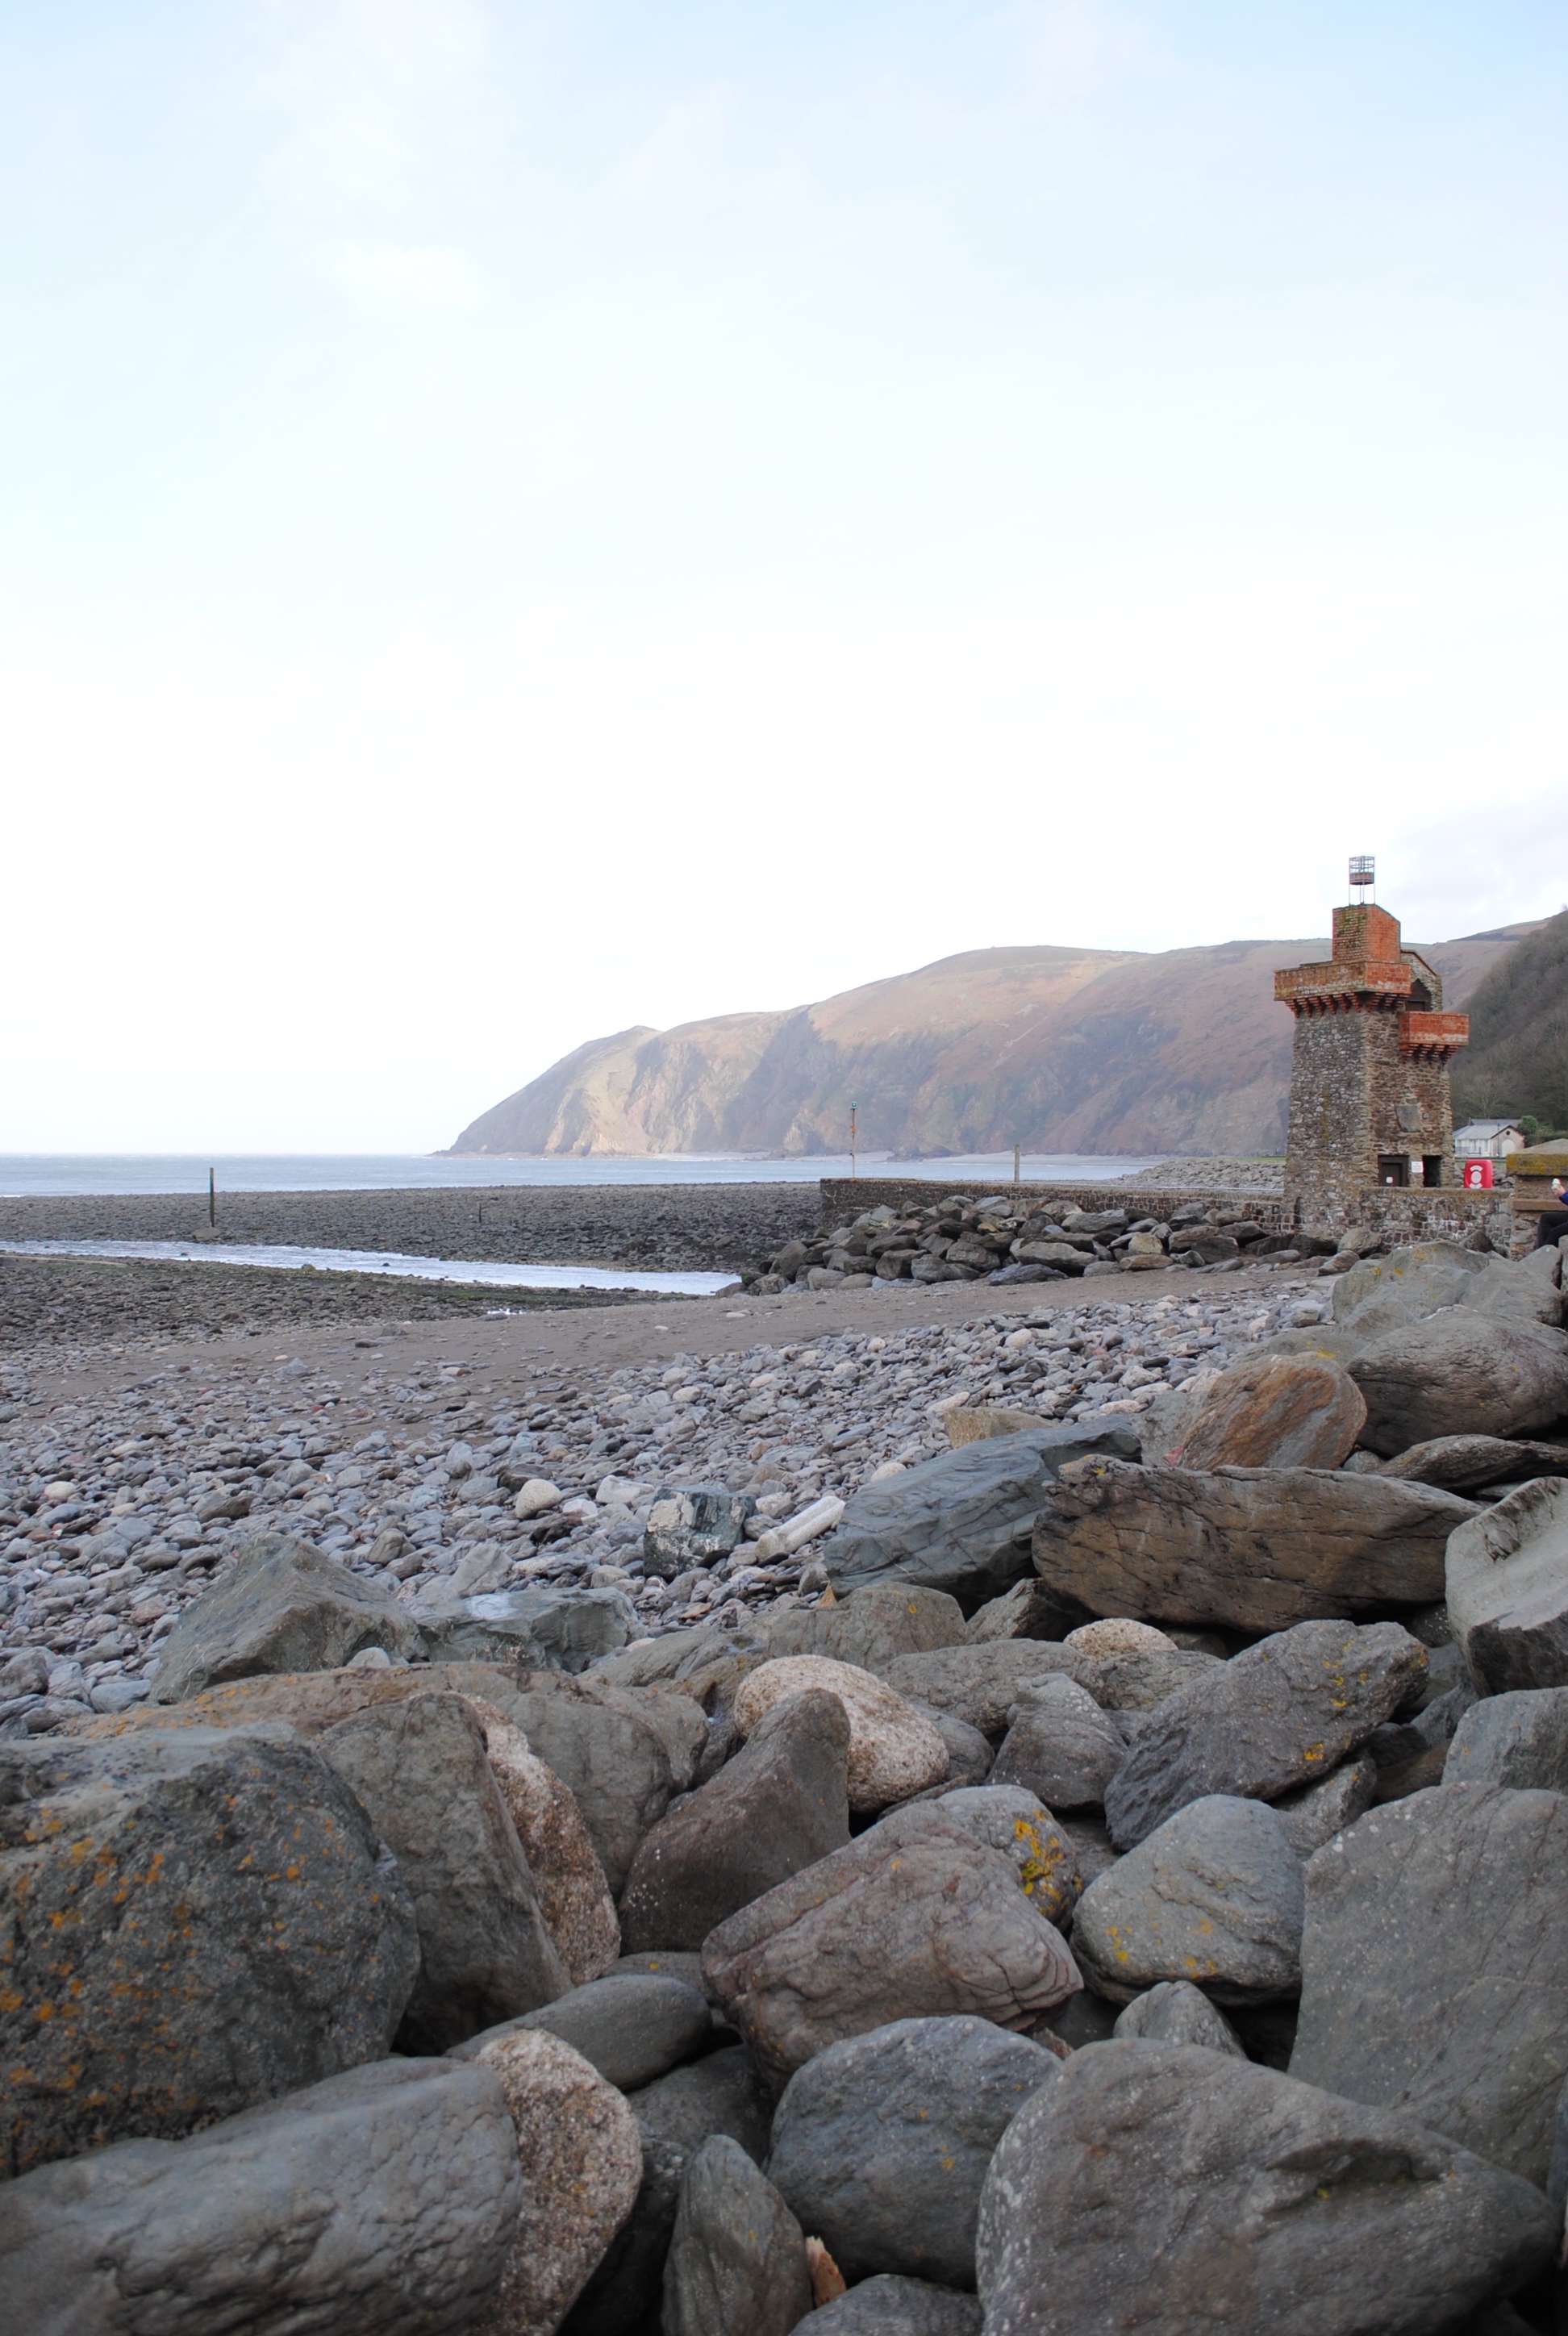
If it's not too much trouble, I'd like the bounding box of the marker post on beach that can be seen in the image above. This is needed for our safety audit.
[850,1104,857,1178]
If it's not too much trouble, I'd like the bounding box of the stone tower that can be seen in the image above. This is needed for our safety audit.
[1274,901,1469,1228]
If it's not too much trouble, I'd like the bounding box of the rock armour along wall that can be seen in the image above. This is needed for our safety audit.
[816,1178,1507,1250]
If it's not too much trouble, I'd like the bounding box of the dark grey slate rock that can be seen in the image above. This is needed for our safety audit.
[1073,1643,1225,1712]
[907,1697,994,1787]
[661,2133,812,2336]
[563,2047,774,2336]
[1380,1433,1568,1490]
[1291,1782,1568,2184]
[498,1673,705,1896]
[644,1486,757,1579]
[758,1583,969,1669]
[989,1673,1127,1808]
[151,1531,421,1701]
[878,1641,1090,1739]
[619,1689,851,1953]
[976,2041,1558,2336]
[824,1422,1141,1612]
[1271,1755,1377,1856]
[519,1975,711,2092]
[1103,1618,1427,1850]
[1113,1978,1246,2055]
[1445,1685,1568,1791]
[415,1583,638,1672]
[702,1802,1082,2092]
[1349,1310,1568,1454]
[0,2058,522,2336]
[1072,1796,1303,2005]
[1332,1241,1562,1339]
[767,2014,1059,2289]
[0,1724,419,2180]
[1447,1478,1568,1695]
[317,1692,566,2054]
[965,1577,1095,1644]
[807,2278,982,2335]
[1362,1679,1477,1800]
[936,1784,1084,1925]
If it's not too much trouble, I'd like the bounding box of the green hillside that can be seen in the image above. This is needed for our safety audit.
[1452,907,1568,1136]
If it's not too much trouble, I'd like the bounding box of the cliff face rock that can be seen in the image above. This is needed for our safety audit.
[451,929,1536,1161]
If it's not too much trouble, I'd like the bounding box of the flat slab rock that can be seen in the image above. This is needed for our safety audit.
[0,2057,523,2336]
[702,1801,1082,2092]
[1291,1781,1568,2186]
[1447,1478,1568,1696]
[975,2041,1557,2336]
[1032,1458,1477,1635]
[1104,1618,1427,1850]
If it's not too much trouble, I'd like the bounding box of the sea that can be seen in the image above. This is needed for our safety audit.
[0,1152,1163,1198]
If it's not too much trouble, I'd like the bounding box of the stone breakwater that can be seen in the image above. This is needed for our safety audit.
[0,1278,1317,1709]
[0,1182,822,1277]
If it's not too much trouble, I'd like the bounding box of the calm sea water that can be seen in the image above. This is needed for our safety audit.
[0,1237,739,1299]
[0,1152,1165,1198]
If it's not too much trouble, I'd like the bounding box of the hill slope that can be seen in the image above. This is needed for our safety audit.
[449,925,1541,1160]
[1451,908,1568,1131]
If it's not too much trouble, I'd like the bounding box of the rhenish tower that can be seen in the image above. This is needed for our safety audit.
[1274,861,1470,1228]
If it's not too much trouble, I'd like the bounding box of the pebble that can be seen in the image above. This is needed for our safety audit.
[0,1282,1318,1714]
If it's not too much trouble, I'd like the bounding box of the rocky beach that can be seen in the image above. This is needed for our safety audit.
[4,1187,1568,2334]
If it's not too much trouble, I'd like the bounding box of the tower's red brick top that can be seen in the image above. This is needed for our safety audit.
[1274,903,1468,1057]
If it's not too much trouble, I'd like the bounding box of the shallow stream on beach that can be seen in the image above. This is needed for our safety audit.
[0,1238,740,1298]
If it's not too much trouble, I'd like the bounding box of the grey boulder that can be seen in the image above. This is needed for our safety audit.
[498,1973,711,2092]
[807,2279,981,2334]
[415,1583,638,1672]
[1072,1796,1304,2005]
[151,1531,422,1701]
[1332,1239,1563,1338]
[317,1692,567,2054]
[824,1422,1141,1611]
[703,1801,1082,2092]
[936,1783,1085,1925]
[1104,1618,1427,1849]
[878,1641,1089,1738]
[1112,1978,1245,2056]
[1291,1781,1568,2184]
[1271,1754,1378,1856]
[1073,1641,1225,1712]
[1032,1459,1475,1633]
[989,1674,1127,1808]
[976,2041,1557,2336]
[1445,1685,1568,1791]
[661,2133,812,2336]
[1349,1311,1568,1455]
[758,1582,968,1667]
[964,1578,1094,1644]
[498,1672,706,1896]
[0,1724,418,2179]
[1380,1433,1568,1490]
[619,1688,851,1952]
[563,2046,775,2336]
[767,2015,1060,2288]
[1447,1477,1568,1694]
[0,2057,521,2336]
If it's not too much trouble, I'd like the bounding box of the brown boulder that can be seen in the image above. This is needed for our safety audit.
[1031,1458,1477,1633]
[702,1802,1081,2092]
[1171,1354,1366,1471]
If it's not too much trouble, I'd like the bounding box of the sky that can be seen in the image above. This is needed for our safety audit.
[2,0,1565,1151]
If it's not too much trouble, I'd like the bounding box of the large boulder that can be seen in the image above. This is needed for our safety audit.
[1447,1478,1568,1694]
[1072,1641,1224,1712]
[1103,1619,1427,1850]
[732,1658,948,1811]
[823,1422,1141,1611]
[317,1692,567,2053]
[464,1695,621,1986]
[462,2029,642,2336]
[1171,1353,1366,1470]
[1380,1433,1568,1490]
[1291,1782,1568,2184]
[500,1974,711,2094]
[936,1783,1085,1925]
[757,1583,968,1667]
[0,2058,523,2336]
[150,1532,422,1701]
[965,1578,1095,1645]
[0,1725,419,2179]
[766,2015,1061,2289]
[988,1675,1128,1810]
[498,1673,706,1896]
[1032,1458,1473,1633]
[702,1802,1082,2092]
[661,2133,812,2336]
[878,1641,1089,1738]
[1070,1796,1304,2004]
[564,2047,775,2336]
[1271,1754,1378,1856]
[975,2041,1557,2336]
[1445,1685,1568,1791]
[807,2280,980,2335]
[1349,1312,1568,1455]
[1111,1979,1245,2056]
[1332,1240,1562,1338]
[415,1583,638,1672]
[619,1690,851,1953]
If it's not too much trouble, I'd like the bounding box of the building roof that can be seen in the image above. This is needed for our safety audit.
[1454,1120,1524,1140]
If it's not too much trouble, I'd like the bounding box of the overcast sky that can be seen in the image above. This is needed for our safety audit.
[3,2,1565,1151]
